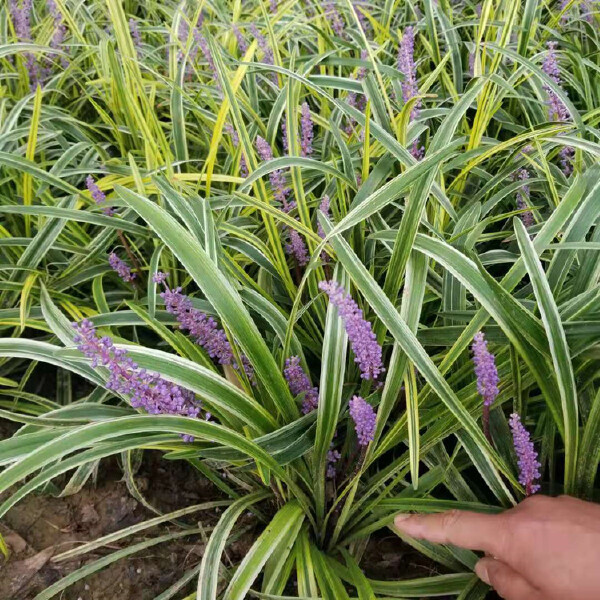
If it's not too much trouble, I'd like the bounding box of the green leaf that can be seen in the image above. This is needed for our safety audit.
[223,502,305,600]
[514,218,578,494]
[198,491,271,600]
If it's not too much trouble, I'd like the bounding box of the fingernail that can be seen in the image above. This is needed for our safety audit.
[394,514,413,527]
[475,562,491,585]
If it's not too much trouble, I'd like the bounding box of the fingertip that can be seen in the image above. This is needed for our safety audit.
[394,513,415,531]
[474,557,493,586]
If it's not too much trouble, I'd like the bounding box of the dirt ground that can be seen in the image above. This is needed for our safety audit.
[0,450,256,600]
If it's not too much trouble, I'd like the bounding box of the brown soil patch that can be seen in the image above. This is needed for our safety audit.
[0,452,255,600]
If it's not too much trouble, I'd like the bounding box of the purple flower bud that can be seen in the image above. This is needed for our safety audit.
[240,154,248,178]
[509,413,541,495]
[559,145,575,177]
[559,0,570,23]
[346,50,368,134]
[255,135,290,203]
[286,228,309,266]
[129,18,142,51]
[162,285,255,382]
[326,448,341,478]
[86,175,105,204]
[300,102,313,157]
[514,169,534,228]
[250,24,278,85]
[410,140,424,160]
[471,332,499,407]
[177,13,205,78]
[468,51,475,77]
[319,280,384,381]
[86,175,114,216]
[542,42,573,175]
[284,356,319,414]
[153,271,168,284]
[353,0,369,34]
[197,33,221,93]
[224,123,239,146]
[10,0,40,89]
[224,124,248,177]
[325,3,346,38]
[398,26,420,121]
[47,0,68,68]
[270,0,278,12]
[73,319,200,439]
[317,195,330,239]
[109,252,136,283]
[582,0,595,23]
[349,395,376,446]
[281,115,288,153]
[232,24,248,54]
[542,42,569,121]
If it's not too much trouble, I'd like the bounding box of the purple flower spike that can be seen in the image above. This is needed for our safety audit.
[73,320,200,439]
[109,252,136,283]
[224,123,248,177]
[197,34,221,93]
[300,102,313,157]
[10,0,40,89]
[255,134,305,265]
[468,51,475,77]
[319,281,384,381]
[471,332,499,407]
[284,356,319,414]
[239,154,248,178]
[129,18,142,50]
[86,175,105,203]
[471,331,499,442]
[410,140,424,160]
[583,0,595,23]
[250,24,277,85]
[317,195,330,239]
[353,0,369,33]
[515,168,534,228]
[47,0,68,68]
[86,175,114,216]
[509,413,541,496]
[346,50,368,133]
[286,229,309,266]
[325,3,345,38]
[232,24,248,54]
[326,448,341,478]
[527,80,570,163]
[255,135,290,203]
[559,145,575,177]
[224,123,239,146]
[153,271,168,284]
[398,26,420,121]
[161,285,255,382]
[349,395,376,446]
[270,0,278,12]
[281,115,288,153]
[542,42,569,122]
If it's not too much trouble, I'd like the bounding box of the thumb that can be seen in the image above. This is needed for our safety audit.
[475,558,544,600]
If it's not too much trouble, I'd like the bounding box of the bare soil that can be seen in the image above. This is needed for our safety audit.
[0,451,255,600]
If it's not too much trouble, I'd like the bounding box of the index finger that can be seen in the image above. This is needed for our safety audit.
[394,510,509,556]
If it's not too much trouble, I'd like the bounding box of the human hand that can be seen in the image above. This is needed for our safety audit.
[394,495,600,600]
